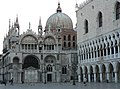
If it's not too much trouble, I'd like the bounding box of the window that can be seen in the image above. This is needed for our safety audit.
[68,35,71,41]
[64,36,66,41]
[47,65,52,72]
[68,42,71,47]
[73,42,75,47]
[98,12,103,27]
[73,36,75,41]
[64,42,66,47]
[58,28,61,32]
[62,66,67,74]
[84,20,88,34]
[116,2,120,20]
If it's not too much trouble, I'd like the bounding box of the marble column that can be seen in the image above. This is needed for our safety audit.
[88,73,91,82]
[78,75,81,82]
[93,73,96,82]
[100,72,103,82]
[118,45,119,53]
[19,72,21,83]
[106,72,110,82]
[56,71,61,82]
[115,72,118,83]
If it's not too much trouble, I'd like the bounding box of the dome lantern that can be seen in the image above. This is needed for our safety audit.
[56,2,62,13]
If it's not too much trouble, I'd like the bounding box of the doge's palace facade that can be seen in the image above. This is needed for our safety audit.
[76,0,120,83]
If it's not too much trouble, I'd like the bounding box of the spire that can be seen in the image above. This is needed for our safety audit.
[16,14,19,23]
[29,22,31,29]
[75,3,79,11]
[14,14,20,30]
[56,2,62,13]
[39,17,42,26]
[38,17,43,35]
[9,19,11,30]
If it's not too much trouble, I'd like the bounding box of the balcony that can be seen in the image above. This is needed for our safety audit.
[80,53,120,64]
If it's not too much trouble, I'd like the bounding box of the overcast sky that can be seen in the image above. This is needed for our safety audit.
[0,0,85,53]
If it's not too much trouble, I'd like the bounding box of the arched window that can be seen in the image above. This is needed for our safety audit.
[73,42,75,47]
[116,2,120,20]
[84,20,88,34]
[98,12,103,27]
[73,36,75,41]
[115,40,118,53]
[68,42,71,47]
[64,42,66,47]
[13,57,19,64]
[47,65,52,72]
[64,36,66,41]
[62,66,67,74]
[68,35,71,41]
[111,42,114,54]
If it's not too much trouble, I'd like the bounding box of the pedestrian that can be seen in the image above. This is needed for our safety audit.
[3,79,7,86]
[83,77,87,86]
[10,78,13,85]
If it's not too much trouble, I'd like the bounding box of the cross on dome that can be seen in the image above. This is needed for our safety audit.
[56,2,62,13]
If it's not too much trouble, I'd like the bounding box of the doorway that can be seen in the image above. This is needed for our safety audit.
[47,74,52,82]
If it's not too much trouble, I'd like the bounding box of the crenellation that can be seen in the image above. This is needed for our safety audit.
[78,0,93,9]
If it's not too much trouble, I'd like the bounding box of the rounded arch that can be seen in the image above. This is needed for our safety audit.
[43,36,56,45]
[13,57,19,63]
[20,34,38,44]
[44,55,56,63]
[22,55,40,69]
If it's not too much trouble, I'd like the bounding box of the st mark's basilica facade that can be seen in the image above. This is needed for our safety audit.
[0,3,77,83]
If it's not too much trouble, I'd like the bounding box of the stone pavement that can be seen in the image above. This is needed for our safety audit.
[0,82,120,89]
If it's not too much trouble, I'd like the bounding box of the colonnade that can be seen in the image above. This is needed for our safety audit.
[77,30,120,83]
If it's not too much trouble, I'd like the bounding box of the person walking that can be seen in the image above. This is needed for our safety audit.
[10,78,13,85]
[83,77,87,86]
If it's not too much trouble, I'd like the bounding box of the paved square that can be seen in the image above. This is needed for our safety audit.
[0,83,120,89]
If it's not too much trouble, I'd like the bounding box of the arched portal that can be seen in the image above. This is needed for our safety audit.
[118,62,120,82]
[109,63,114,82]
[95,65,99,82]
[22,55,40,83]
[90,66,93,82]
[84,66,88,82]
[12,57,20,83]
[13,57,19,63]
[102,64,106,81]
[44,55,56,82]
[22,55,39,69]
[80,67,83,82]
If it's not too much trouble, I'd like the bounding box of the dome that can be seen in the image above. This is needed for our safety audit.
[45,3,73,30]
